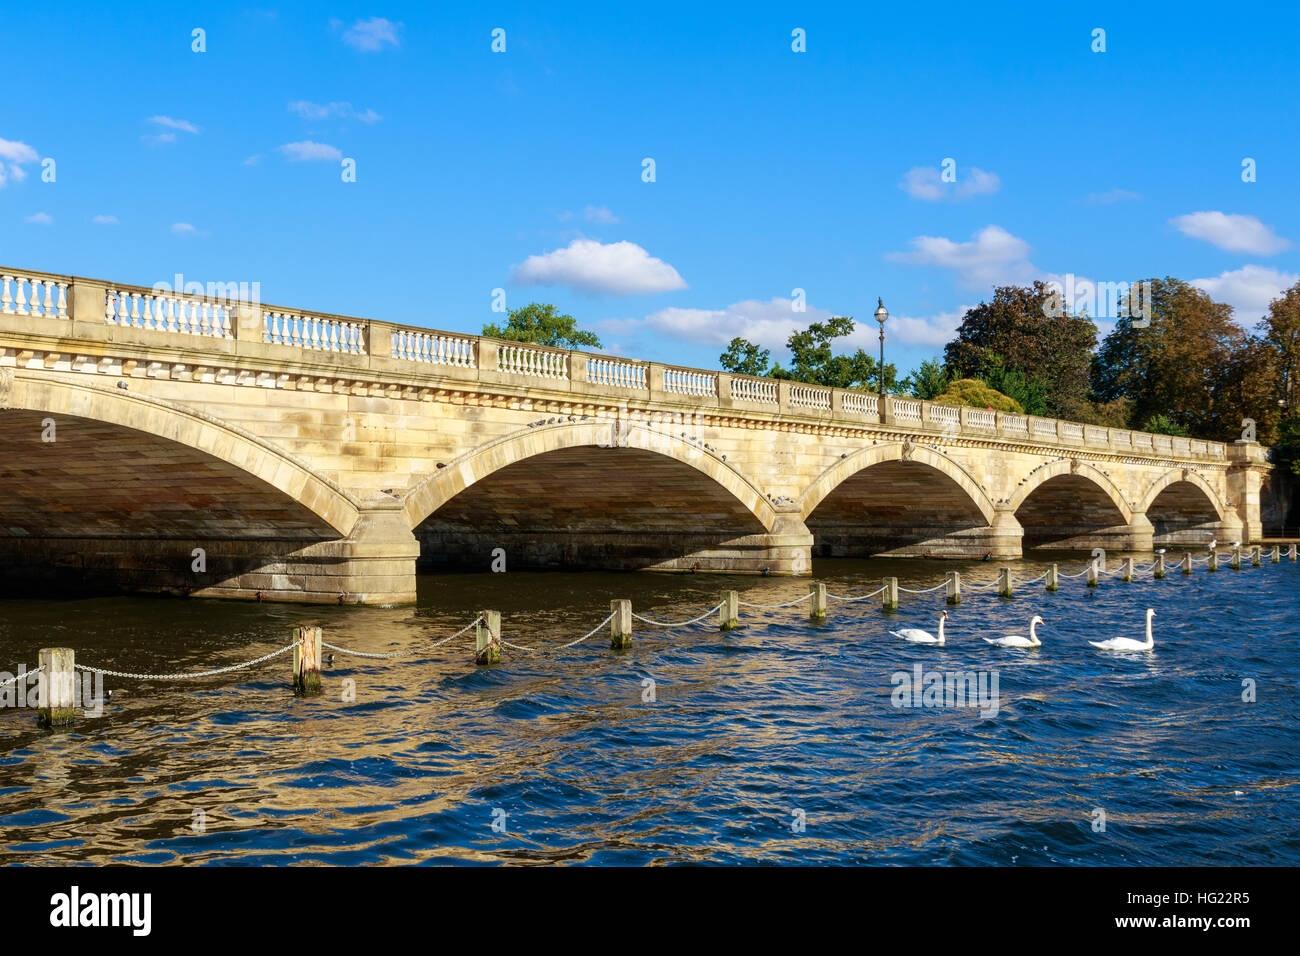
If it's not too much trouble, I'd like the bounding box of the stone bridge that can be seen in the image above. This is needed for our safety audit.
[0,266,1276,604]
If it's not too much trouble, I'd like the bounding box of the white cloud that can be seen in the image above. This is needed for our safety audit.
[24,212,53,225]
[92,214,119,225]
[598,296,965,358]
[512,238,687,296]
[276,140,343,162]
[1170,211,1290,256]
[0,137,40,187]
[1086,188,1141,204]
[288,101,381,123]
[869,309,968,348]
[887,225,1036,291]
[242,154,263,166]
[1192,265,1300,323]
[341,17,401,52]
[585,205,619,224]
[142,132,177,146]
[899,165,1000,201]
[171,222,197,235]
[148,116,200,134]
[0,137,39,164]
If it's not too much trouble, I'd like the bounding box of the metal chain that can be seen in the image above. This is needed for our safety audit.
[0,664,43,688]
[76,642,297,680]
[322,616,483,659]
[826,586,886,602]
[631,604,723,627]
[499,613,617,654]
[898,582,948,594]
[737,593,813,609]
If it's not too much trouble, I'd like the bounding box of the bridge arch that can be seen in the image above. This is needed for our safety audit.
[402,420,777,532]
[1004,458,1134,525]
[798,442,996,524]
[1,373,361,536]
[795,442,1001,557]
[1135,468,1225,519]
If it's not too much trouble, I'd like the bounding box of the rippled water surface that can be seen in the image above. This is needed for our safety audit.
[1,555,1297,865]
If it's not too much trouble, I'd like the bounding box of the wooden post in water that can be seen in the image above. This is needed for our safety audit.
[997,567,1013,598]
[809,582,827,621]
[1181,553,1192,575]
[36,648,76,729]
[719,590,740,631]
[1230,548,1241,571]
[1120,557,1134,582]
[610,599,633,649]
[882,577,899,612]
[1086,560,1099,587]
[1251,546,1261,567]
[946,571,961,605]
[1208,551,1219,572]
[1154,554,1166,579]
[1290,543,1298,561]
[1046,564,1059,592]
[1270,545,1281,563]
[292,626,322,696]
[475,610,501,665]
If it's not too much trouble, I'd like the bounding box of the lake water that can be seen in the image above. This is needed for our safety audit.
[1,555,1297,865]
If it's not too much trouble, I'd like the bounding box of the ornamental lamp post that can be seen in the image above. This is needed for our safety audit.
[874,298,889,399]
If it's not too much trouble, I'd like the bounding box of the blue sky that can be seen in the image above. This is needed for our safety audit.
[3,1,1298,376]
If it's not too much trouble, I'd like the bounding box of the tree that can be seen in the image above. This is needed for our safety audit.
[719,337,771,377]
[980,354,1049,417]
[768,315,899,391]
[1091,277,1279,442]
[483,303,601,350]
[901,359,951,399]
[944,282,1098,420]
[1140,414,1189,437]
[1260,281,1300,411]
[932,379,1025,414]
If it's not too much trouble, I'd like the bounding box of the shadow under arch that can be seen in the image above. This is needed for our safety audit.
[796,442,1000,557]
[1136,468,1227,546]
[401,420,785,572]
[1,373,361,535]
[1007,458,1135,550]
[0,372,365,597]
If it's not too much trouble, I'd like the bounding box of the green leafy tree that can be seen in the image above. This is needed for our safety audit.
[1140,414,1189,437]
[483,303,601,350]
[932,378,1025,414]
[768,315,899,391]
[979,354,1049,417]
[1260,281,1300,411]
[719,337,772,377]
[1091,278,1279,442]
[945,282,1097,420]
[901,359,952,400]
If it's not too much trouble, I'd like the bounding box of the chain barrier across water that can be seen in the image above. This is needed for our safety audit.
[632,605,724,628]
[322,616,484,659]
[0,664,43,689]
[16,551,1286,683]
[76,642,298,680]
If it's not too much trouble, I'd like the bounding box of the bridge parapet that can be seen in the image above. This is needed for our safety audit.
[1,265,1232,464]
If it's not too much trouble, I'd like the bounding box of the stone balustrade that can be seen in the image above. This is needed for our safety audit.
[0,264,1234,463]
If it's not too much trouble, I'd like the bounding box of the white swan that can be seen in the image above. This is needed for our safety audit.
[1089,608,1156,651]
[985,615,1043,648]
[890,611,947,645]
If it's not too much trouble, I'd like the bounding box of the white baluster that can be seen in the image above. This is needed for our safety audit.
[56,282,67,318]
[104,289,117,323]
[167,296,178,332]
[15,278,29,315]
[42,280,54,317]
[0,275,11,314]
[128,292,140,327]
